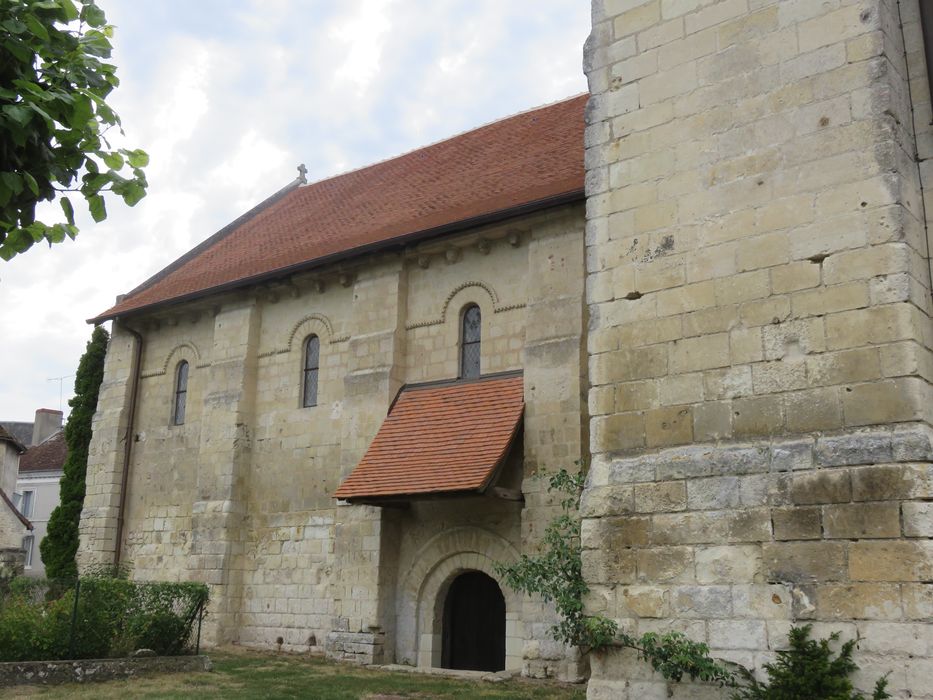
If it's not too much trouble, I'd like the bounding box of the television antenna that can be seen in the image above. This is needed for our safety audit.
[47,375,72,412]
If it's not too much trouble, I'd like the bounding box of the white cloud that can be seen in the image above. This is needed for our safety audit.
[329,0,395,95]
[0,0,589,421]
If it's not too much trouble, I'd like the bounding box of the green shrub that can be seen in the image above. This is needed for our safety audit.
[40,325,109,580]
[0,576,208,661]
[732,625,890,700]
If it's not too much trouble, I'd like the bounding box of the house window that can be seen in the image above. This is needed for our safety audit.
[22,535,34,568]
[460,304,481,379]
[303,335,320,407]
[173,361,189,425]
[19,490,34,519]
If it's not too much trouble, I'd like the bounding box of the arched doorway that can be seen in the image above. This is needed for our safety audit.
[440,570,506,672]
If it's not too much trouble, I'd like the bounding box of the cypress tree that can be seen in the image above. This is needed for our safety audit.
[40,325,109,580]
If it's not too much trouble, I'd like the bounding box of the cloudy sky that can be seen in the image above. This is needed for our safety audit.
[0,1,590,421]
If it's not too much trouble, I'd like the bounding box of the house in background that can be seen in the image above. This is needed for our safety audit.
[16,428,67,577]
[0,425,31,576]
[0,409,65,577]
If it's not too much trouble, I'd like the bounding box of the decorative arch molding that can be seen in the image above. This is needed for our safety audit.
[395,527,523,670]
[258,312,349,358]
[141,342,207,378]
[405,281,525,330]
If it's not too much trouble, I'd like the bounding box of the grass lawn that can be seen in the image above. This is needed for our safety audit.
[8,648,587,700]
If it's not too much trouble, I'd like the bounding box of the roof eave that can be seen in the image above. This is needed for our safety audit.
[89,188,585,324]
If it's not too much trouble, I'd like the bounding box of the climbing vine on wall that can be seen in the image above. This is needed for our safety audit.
[494,468,733,686]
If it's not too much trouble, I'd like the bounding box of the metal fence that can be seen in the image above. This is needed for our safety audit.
[0,576,207,662]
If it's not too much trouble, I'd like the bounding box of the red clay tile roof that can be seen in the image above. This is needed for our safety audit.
[91,95,587,323]
[334,374,524,501]
[0,425,26,454]
[0,488,32,530]
[20,431,67,473]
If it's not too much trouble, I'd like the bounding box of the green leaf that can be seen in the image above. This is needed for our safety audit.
[2,38,32,63]
[23,13,50,43]
[60,196,75,225]
[88,193,106,222]
[81,2,107,27]
[122,182,146,206]
[1,19,27,34]
[102,151,124,170]
[70,94,93,129]
[126,149,149,168]
[59,0,80,21]
[0,172,24,196]
[47,224,67,244]
[3,104,32,127]
[23,172,39,196]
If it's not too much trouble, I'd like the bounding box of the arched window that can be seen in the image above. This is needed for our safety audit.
[303,335,320,407]
[460,304,481,379]
[173,361,189,425]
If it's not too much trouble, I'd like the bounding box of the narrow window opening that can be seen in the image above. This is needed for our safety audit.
[173,361,189,425]
[19,491,34,519]
[22,535,34,568]
[460,305,482,379]
[303,335,320,407]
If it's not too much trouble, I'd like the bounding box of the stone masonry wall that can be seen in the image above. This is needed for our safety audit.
[79,205,586,673]
[583,1,933,698]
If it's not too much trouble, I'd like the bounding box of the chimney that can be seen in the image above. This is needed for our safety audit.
[32,408,63,446]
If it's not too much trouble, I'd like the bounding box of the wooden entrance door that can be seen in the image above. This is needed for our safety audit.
[441,570,506,671]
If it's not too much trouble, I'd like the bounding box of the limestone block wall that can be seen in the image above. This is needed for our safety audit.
[583,0,933,698]
[79,205,587,670]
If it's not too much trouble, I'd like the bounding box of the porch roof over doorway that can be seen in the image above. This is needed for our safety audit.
[334,373,524,503]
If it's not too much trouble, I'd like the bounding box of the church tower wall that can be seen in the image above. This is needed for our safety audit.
[583,1,933,697]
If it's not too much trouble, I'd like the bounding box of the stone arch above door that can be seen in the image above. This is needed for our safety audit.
[395,527,523,671]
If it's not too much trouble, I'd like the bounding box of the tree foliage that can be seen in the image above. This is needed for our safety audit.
[40,324,108,579]
[0,0,148,261]
[733,625,890,700]
[495,468,733,686]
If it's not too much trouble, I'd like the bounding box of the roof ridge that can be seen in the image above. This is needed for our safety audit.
[0,488,32,530]
[297,93,587,190]
[32,429,63,447]
[118,174,307,307]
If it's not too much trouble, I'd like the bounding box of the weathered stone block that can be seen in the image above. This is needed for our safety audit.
[849,541,933,582]
[814,431,892,467]
[733,396,783,437]
[583,548,637,585]
[763,542,847,584]
[902,502,933,538]
[708,619,768,650]
[732,584,793,620]
[902,583,933,620]
[671,586,732,619]
[645,406,694,447]
[695,545,761,584]
[770,439,813,472]
[851,464,932,501]
[771,506,822,541]
[580,485,635,518]
[815,583,903,620]
[822,503,900,539]
[788,470,851,505]
[619,586,669,618]
[634,480,687,512]
[687,476,741,510]
[636,546,694,583]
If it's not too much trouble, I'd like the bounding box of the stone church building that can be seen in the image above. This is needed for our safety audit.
[80,1,933,697]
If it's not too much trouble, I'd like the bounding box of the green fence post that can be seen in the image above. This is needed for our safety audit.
[196,596,204,655]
